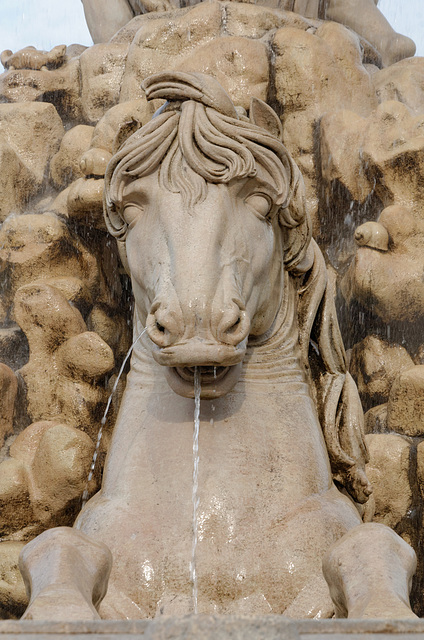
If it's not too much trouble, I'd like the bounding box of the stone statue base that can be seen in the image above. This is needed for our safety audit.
[1,617,424,639]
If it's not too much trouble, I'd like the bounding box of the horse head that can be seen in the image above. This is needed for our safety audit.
[104,71,311,398]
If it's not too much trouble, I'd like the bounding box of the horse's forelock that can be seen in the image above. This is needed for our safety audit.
[104,98,310,267]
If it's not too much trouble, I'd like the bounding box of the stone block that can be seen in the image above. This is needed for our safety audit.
[0,327,29,372]
[0,141,35,222]
[50,125,95,189]
[120,3,268,111]
[80,44,129,124]
[364,404,387,435]
[388,366,424,436]
[0,102,64,186]
[349,336,414,409]
[0,364,17,448]
[0,213,99,323]
[365,433,411,530]
[0,541,27,619]
[0,58,82,122]
[374,57,424,114]
[341,206,424,324]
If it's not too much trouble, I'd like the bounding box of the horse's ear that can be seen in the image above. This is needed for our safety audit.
[249,97,283,141]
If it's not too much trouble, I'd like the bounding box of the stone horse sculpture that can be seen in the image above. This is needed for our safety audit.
[18,71,417,620]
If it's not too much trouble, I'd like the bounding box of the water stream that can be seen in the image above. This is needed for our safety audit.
[80,325,149,509]
[190,366,201,613]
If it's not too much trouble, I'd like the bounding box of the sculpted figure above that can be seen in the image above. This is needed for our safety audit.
[18,72,417,621]
[82,0,415,67]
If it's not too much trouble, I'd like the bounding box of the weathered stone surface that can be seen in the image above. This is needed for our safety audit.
[0,103,63,185]
[67,178,106,229]
[0,45,66,71]
[0,213,99,323]
[90,99,160,153]
[0,364,17,448]
[365,434,411,530]
[2,617,424,638]
[323,523,416,619]
[0,458,31,536]
[0,143,34,223]
[416,440,424,504]
[364,403,387,435]
[87,306,131,362]
[0,542,27,619]
[0,327,29,372]
[50,125,95,189]
[14,283,114,437]
[79,44,129,124]
[119,3,269,110]
[341,206,424,323]
[320,102,424,214]
[349,336,414,409]
[224,2,312,38]
[0,4,420,622]
[388,366,424,436]
[0,103,64,220]
[0,58,81,122]
[273,21,377,227]
[0,420,96,538]
[374,57,424,114]
[20,528,112,621]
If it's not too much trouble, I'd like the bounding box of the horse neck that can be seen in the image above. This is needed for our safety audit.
[241,270,308,387]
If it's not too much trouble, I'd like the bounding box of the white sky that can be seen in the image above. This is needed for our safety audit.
[0,0,422,56]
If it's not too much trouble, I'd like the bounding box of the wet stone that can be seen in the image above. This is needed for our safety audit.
[364,403,388,435]
[0,327,29,372]
[388,366,424,437]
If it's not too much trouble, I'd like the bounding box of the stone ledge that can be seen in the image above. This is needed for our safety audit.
[1,617,424,639]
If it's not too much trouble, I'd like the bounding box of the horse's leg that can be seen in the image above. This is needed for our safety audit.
[323,522,417,619]
[19,526,112,620]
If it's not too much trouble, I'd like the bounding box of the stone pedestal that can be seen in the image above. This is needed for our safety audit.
[1,617,424,639]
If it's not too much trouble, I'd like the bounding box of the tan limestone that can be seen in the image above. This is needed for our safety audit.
[342,205,424,323]
[14,283,114,437]
[349,336,414,408]
[79,44,129,124]
[364,404,387,435]
[0,421,96,539]
[0,213,99,323]
[0,58,81,122]
[0,103,64,220]
[119,4,269,110]
[365,434,412,530]
[388,366,424,437]
[0,364,17,448]
[50,125,95,189]
[374,58,424,114]
[0,542,27,619]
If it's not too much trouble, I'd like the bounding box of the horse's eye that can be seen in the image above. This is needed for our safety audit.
[245,193,273,219]
[123,204,143,226]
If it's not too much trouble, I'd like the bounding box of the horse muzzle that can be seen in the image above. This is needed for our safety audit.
[151,338,246,398]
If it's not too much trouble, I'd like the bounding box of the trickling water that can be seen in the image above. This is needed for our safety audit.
[190,367,201,614]
[79,325,149,510]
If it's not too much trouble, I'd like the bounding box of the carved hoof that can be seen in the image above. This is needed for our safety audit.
[22,585,100,621]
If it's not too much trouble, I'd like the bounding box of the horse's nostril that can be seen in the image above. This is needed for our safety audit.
[217,309,250,345]
[146,309,181,348]
[156,321,165,333]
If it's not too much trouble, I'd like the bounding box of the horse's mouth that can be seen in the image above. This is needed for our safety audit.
[176,366,229,384]
[165,363,241,398]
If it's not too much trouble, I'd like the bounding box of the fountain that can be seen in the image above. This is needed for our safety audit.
[0,1,424,637]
